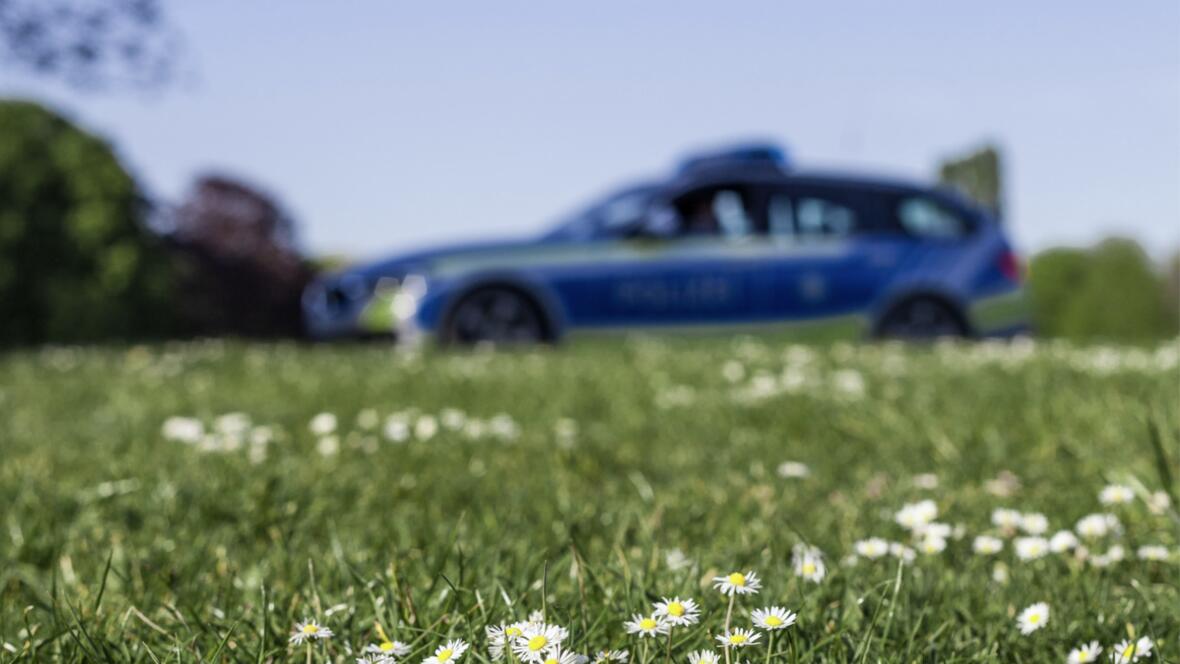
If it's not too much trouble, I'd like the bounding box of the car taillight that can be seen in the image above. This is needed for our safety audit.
[998,249,1023,282]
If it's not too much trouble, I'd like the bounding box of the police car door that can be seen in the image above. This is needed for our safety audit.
[760,185,902,326]
[608,185,760,326]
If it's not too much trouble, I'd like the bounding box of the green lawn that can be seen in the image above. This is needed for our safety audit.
[1,338,1177,662]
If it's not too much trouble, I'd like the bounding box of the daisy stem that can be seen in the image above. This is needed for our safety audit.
[764,633,773,664]
[723,594,735,664]
[665,630,672,664]
[642,638,650,664]
[305,643,311,664]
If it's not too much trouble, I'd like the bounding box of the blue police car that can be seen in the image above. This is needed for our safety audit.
[303,143,1029,344]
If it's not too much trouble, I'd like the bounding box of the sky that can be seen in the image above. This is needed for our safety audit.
[2,1,1178,261]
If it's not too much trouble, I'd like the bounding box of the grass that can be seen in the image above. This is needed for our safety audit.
[0,337,1177,662]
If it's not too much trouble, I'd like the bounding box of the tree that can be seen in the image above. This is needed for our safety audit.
[0,0,180,89]
[1028,238,1177,341]
[937,144,1004,220]
[167,175,311,337]
[0,100,178,344]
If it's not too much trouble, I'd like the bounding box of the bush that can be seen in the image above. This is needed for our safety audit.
[0,100,177,345]
[1028,238,1177,340]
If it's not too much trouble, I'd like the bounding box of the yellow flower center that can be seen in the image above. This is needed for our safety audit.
[729,634,747,645]
[380,642,395,652]
[438,649,454,663]
[1027,613,1040,624]
[667,602,685,617]
[639,618,657,631]
[302,624,319,634]
[545,658,558,664]
[528,636,548,652]
[506,627,523,637]
[727,573,746,586]
[802,562,816,575]
[765,616,782,627]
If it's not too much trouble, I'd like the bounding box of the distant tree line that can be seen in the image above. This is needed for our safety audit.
[0,100,309,345]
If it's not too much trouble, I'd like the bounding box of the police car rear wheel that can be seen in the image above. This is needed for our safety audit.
[445,288,546,345]
[877,298,967,340]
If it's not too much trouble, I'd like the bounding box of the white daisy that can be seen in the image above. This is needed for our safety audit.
[1146,490,1172,515]
[1136,545,1170,561]
[593,650,629,664]
[1109,637,1153,663]
[539,646,582,664]
[972,535,1004,555]
[918,535,946,555]
[367,640,412,658]
[714,628,761,649]
[1019,512,1049,535]
[888,542,916,563]
[776,461,810,479]
[712,571,762,595]
[1015,602,1049,635]
[358,655,397,664]
[514,624,568,661]
[1099,484,1135,505]
[895,500,938,530]
[623,614,669,638]
[653,597,700,626]
[486,623,526,660]
[793,551,826,582]
[289,619,333,645]
[854,538,889,559]
[309,412,337,436]
[1067,640,1103,663]
[686,650,719,664]
[1076,513,1119,539]
[991,508,1022,532]
[751,606,796,631]
[1049,530,1079,553]
[1014,536,1049,560]
[423,640,469,664]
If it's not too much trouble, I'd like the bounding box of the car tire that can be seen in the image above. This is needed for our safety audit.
[442,287,548,346]
[875,297,968,340]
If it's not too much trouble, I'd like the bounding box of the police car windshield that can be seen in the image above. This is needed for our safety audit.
[543,185,658,240]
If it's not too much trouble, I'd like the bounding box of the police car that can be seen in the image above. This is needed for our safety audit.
[303,143,1029,344]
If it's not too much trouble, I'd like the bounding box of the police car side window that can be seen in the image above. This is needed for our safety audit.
[767,192,859,238]
[674,188,756,239]
[897,197,968,239]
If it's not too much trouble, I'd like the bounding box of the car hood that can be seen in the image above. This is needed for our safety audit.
[338,235,561,282]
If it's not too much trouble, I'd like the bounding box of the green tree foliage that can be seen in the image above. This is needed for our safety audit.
[1028,238,1177,340]
[938,144,1004,219]
[0,99,177,344]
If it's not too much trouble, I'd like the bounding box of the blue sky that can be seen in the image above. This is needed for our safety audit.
[2,1,1177,260]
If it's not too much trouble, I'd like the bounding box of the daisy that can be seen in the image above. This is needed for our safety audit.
[854,538,889,559]
[653,597,700,626]
[1015,602,1049,635]
[1049,530,1079,553]
[1067,640,1103,663]
[358,656,396,664]
[309,412,337,436]
[1019,512,1049,535]
[1146,490,1172,515]
[1076,513,1119,539]
[991,508,1022,532]
[895,500,938,530]
[713,571,762,596]
[1109,637,1153,663]
[514,624,569,661]
[751,606,796,631]
[918,535,946,555]
[594,650,629,664]
[888,542,916,564]
[687,651,719,664]
[486,623,526,660]
[776,461,810,479]
[623,614,669,638]
[540,646,582,664]
[367,640,412,658]
[972,535,1003,555]
[915,522,952,540]
[423,640,470,664]
[714,628,761,649]
[1099,484,1135,505]
[1136,545,1170,561]
[1014,536,1049,560]
[289,619,333,645]
[793,550,826,582]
